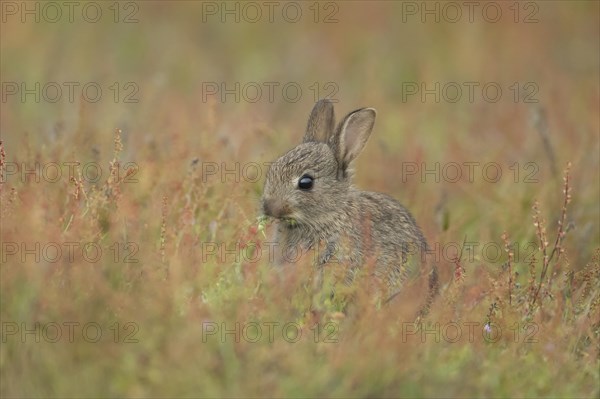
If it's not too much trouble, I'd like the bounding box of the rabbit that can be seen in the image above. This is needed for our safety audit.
[261,99,428,300]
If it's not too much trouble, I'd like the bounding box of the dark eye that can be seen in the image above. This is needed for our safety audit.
[298,174,314,190]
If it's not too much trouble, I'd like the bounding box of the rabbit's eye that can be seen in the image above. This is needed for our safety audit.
[298,175,314,190]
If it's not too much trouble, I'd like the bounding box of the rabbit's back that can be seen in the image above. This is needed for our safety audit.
[356,190,427,254]
[343,190,427,288]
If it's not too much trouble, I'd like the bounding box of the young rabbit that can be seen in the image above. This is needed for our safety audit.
[261,99,428,299]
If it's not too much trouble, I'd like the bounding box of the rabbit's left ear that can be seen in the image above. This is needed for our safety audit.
[334,107,376,173]
[303,99,336,144]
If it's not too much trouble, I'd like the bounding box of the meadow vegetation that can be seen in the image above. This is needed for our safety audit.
[1,2,598,397]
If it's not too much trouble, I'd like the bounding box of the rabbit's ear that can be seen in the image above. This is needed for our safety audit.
[334,107,376,172]
[303,99,335,143]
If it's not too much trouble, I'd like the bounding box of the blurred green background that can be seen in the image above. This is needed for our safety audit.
[2,1,598,230]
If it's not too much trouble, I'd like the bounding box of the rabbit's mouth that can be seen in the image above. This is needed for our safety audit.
[259,214,300,228]
[262,198,296,224]
[280,217,299,228]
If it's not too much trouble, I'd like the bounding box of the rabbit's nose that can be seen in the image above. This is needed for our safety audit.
[262,198,278,217]
[262,198,289,218]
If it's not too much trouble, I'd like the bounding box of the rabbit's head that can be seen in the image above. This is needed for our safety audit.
[262,99,376,228]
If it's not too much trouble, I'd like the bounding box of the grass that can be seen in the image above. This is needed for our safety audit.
[1,2,599,398]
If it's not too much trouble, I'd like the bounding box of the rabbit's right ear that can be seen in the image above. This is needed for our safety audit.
[333,107,376,174]
[303,99,335,143]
